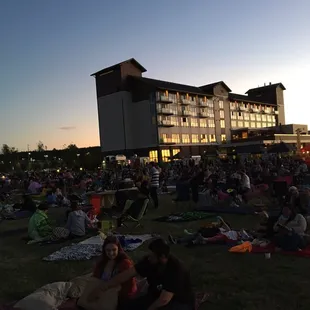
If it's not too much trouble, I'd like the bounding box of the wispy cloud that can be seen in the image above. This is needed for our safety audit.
[59,126,76,131]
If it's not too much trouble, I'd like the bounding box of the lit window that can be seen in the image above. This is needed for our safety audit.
[200,119,207,128]
[208,119,215,128]
[231,120,237,128]
[244,113,249,120]
[231,112,237,120]
[219,100,224,109]
[172,149,180,156]
[244,121,249,128]
[192,134,199,143]
[220,120,225,128]
[201,134,208,143]
[262,115,267,122]
[262,123,267,128]
[149,150,158,162]
[238,121,243,127]
[220,110,225,119]
[170,116,179,126]
[171,134,180,143]
[250,114,256,121]
[209,134,216,142]
[221,134,226,142]
[256,122,262,128]
[161,149,170,162]
[238,112,243,120]
[250,122,256,128]
[256,114,261,121]
[191,118,199,127]
[182,134,190,144]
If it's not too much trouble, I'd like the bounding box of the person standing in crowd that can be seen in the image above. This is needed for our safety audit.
[149,162,160,209]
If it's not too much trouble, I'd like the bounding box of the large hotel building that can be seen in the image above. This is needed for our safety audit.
[92,58,287,162]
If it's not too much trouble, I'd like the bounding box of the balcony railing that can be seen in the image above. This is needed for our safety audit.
[157,108,174,115]
[182,110,192,116]
[199,100,208,106]
[199,112,208,118]
[180,99,196,105]
[159,138,176,145]
[239,106,246,111]
[158,120,174,127]
[157,96,173,103]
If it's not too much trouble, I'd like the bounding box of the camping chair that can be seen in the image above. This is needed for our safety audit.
[122,199,149,229]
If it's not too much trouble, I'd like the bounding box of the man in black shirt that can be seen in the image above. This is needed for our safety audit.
[94,238,194,310]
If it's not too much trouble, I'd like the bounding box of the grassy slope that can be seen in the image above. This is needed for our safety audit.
[1,197,310,310]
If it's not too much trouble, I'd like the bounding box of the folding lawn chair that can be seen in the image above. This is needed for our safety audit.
[122,199,149,229]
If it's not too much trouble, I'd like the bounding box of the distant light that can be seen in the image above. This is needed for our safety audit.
[1,176,5,179]
[57,169,60,173]
[80,167,83,171]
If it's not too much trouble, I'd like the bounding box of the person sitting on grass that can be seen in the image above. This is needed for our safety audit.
[28,203,69,242]
[273,205,307,251]
[169,217,250,246]
[90,238,195,310]
[92,236,137,308]
[65,201,93,237]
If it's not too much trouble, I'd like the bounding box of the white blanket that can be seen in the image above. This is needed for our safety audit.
[43,234,153,261]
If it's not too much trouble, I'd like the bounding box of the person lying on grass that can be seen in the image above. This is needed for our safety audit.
[92,236,137,308]
[89,238,195,310]
[273,205,307,251]
[28,203,69,242]
[169,216,251,246]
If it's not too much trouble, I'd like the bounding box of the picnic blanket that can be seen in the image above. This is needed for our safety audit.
[43,234,153,261]
[251,244,310,258]
[58,292,210,310]
[195,205,255,215]
[155,211,215,222]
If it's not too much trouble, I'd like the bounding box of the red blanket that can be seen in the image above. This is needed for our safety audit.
[251,244,310,257]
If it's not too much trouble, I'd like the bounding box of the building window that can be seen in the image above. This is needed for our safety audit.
[200,119,207,128]
[181,117,189,127]
[192,134,199,143]
[191,118,199,127]
[220,120,225,128]
[250,114,256,121]
[244,113,249,121]
[231,120,237,128]
[238,121,243,127]
[161,149,170,162]
[220,110,225,119]
[230,102,236,109]
[172,149,180,156]
[262,115,267,122]
[250,122,256,128]
[170,116,179,126]
[149,150,158,162]
[209,134,216,142]
[221,134,226,142]
[256,114,261,121]
[219,100,224,109]
[244,121,249,128]
[262,122,267,128]
[171,134,180,143]
[208,109,215,118]
[231,112,237,120]
[182,134,190,144]
[201,134,208,143]
[208,119,215,128]
[256,122,262,128]
[238,112,243,120]
[168,93,177,103]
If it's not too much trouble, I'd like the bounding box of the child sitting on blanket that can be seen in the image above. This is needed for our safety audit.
[169,217,251,246]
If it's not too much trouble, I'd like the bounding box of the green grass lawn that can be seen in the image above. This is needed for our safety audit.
[1,196,310,310]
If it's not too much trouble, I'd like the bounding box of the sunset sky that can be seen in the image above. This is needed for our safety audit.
[1,0,310,151]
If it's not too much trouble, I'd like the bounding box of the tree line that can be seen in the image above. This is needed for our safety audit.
[0,142,102,172]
